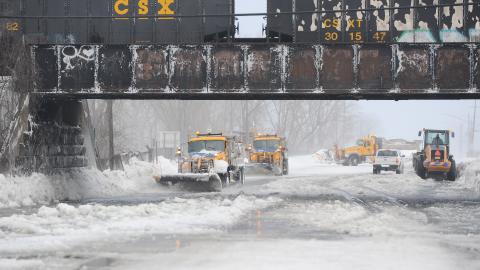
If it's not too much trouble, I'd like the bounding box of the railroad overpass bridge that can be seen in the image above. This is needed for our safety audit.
[1,41,478,175]
[33,43,479,100]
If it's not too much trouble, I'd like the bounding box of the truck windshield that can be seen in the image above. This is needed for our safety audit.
[377,150,398,157]
[425,131,448,145]
[254,140,280,152]
[188,140,225,153]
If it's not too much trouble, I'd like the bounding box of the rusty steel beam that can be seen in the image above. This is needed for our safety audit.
[32,44,480,100]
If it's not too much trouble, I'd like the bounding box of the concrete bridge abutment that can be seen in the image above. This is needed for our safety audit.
[0,95,96,175]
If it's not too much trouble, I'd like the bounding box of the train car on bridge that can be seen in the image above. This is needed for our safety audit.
[267,0,480,43]
[0,0,235,44]
[1,0,479,44]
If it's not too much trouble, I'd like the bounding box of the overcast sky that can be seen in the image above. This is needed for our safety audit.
[235,1,479,158]
[236,0,267,37]
[357,100,479,159]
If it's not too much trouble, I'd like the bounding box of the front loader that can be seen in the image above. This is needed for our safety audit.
[412,129,456,181]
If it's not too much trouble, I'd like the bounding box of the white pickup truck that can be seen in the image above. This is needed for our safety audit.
[373,149,405,174]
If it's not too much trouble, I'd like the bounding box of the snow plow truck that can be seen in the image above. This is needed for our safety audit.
[246,134,289,176]
[154,131,245,192]
[412,129,456,181]
[334,135,420,166]
[334,135,382,166]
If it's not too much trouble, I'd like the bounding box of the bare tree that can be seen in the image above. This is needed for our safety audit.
[264,100,361,154]
[0,27,34,148]
[90,99,371,158]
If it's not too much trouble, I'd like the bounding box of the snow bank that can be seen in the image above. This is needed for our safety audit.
[312,149,335,164]
[458,160,480,192]
[0,157,176,209]
[0,195,281,255]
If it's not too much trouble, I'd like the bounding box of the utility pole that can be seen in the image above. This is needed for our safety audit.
[243,100,249,143]
[472,100,477,157]
[341,101,346,145]
[107,100,114,170]
[181,101,187,144]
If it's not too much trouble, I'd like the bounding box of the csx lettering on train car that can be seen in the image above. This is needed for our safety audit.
[113,0,175,18]
[1,0,234,44]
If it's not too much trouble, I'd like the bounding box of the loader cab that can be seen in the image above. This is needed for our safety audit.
[419,129,453,147]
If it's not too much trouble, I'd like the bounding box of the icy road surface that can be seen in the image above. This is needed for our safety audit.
[0,156,480,269]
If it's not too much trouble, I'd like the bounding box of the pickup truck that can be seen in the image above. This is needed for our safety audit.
[373,149,404,174]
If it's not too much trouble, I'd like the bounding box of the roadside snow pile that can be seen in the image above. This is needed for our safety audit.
[313,149,335,164]
[0,157,176,209]
[458,160,480,192]
[0,195,281,254]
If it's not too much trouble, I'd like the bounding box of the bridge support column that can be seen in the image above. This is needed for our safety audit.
[0,96,96,175]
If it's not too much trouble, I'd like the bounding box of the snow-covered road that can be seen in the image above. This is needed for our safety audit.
[1,155,480,269]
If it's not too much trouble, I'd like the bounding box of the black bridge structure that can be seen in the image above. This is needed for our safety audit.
[0,1,479,99]
[33,43,479,100]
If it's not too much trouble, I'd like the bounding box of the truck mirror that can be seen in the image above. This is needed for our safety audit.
[418,131,422,137]
[451,132,455,138]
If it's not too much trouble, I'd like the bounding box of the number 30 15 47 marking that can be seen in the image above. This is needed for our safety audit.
[6,22,19,31]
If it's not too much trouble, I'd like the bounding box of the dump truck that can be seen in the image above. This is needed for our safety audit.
[412,129,456,181]
[154,131,245,192]
[334,135,420,166]
[246,134,288,176]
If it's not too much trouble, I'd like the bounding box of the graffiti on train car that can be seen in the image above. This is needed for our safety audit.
[113,0,175,18]
[268,0,480,43]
